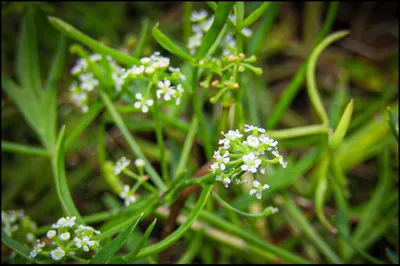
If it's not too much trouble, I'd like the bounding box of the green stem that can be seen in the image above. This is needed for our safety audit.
[99,91,167,190]
[192,67,213,159]
[266,124,330,139]
[212,192,270,217]
[1,141,50,157]
[150,82,169,184]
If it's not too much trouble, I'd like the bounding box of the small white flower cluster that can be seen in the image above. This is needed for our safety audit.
[29,216,100,261]
[2,210,37,243]
[210,124,287,199]
[188,10,252,56]
[114,156,131,175]
[126,52,186,113]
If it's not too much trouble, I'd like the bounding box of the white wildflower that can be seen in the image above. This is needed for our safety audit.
[74,236,96,252]
[29,240,45,258]
[241,28,253,37]
[222,177,231,188]
[119,185,136,207]
[156,79,176,101]
[249,180,269,199]
[71,59,87,75]
[114,157,131,175]
[89,54,102,62]
[272,150,287,168]
[52,216,76,229]
[174,84,184,105]
[241,153,262,173]
[46,230,56,239]
[50,247,65,261]
[145,66,155,74]
[133,93,154,113]
[135,159,145,168]
[219,130,243,149]
[213,150,230,170]
[191,10,208,22]
[79,73,99,92]
[60,232,70,241]
[245,135,260,148]
[244,124,266,133]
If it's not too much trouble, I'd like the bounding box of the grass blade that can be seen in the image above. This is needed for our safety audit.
[54,125,84,224]
[89,213,144,264]
[329,99,354,149]
[48,16,140,66]
[242,2,271,29]
[195,2,235,60]
[152,23,194,62]
[307,30,349,125]
[1,141,50,157]
[123,218,157,262]
[133,19,149,58]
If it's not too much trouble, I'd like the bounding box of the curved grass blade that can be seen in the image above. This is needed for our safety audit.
[48,16,140,66]
[152,23,194,63]
[54,125,84,224]
[307,30,349,125]
[242,2,271,29]
[195,2,235,60]
[329,99,354,149]
[89,213,144,264]
[1,141,50,157]
[266,2,339,129]
[124,218,157,262]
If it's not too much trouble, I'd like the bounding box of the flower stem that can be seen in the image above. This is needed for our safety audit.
[150,81,169,184]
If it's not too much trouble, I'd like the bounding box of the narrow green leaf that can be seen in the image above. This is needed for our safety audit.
[242,2,271,29]
[206,1,241,36]
[176,230,204,264]
[89,213,144,264]
[45,34,66,91]
[387,107,399,141]
[1,141,50,157]
[47,16,140,66]
[234,2,245,29]
[124,218,157,262]
[195,2,235,60]
[329,99,354,149]
[133,19,149,58]
[266,124,330,139]
[307,30,349,125]
[152,23,194,62]
[16,7,42,96]
[314,154,337,234]
[54,125,84,224]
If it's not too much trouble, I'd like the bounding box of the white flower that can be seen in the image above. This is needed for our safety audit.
[188,36,202,50]
[140,57,151,65]
[246,135,260,148]
[174,84,184,105]
[50,247,66,261]
[112,72,125,92]
[60,232,70,241]
[119,185,136,207]
[244,124,266,133]
[145,66,155,74]
[249,180,269,199]
[79,73,99,92]
[169,67,186,81]
[222,177,231,188]
[241,153,262,173]
[26,233,35,242]
[191,10,208,22]
[128,65,145,76]
[157,79,176,101]
[114,157,131,175]
[52,216,76,229]
[272,150,287,168]
[213,150,230,170]
[71,59,87,75]
[46,230,56,239]
[210,162,221,175]
[241,28,253,37]
[152,56,170,69]
[259,135,278,148]
[133,93,154,113]
[74,236,96,252]
[77,225,101,236]
[219,130,243,149]
[89,54,102,62]
[135,159,145,168]
[29,240,45,258]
